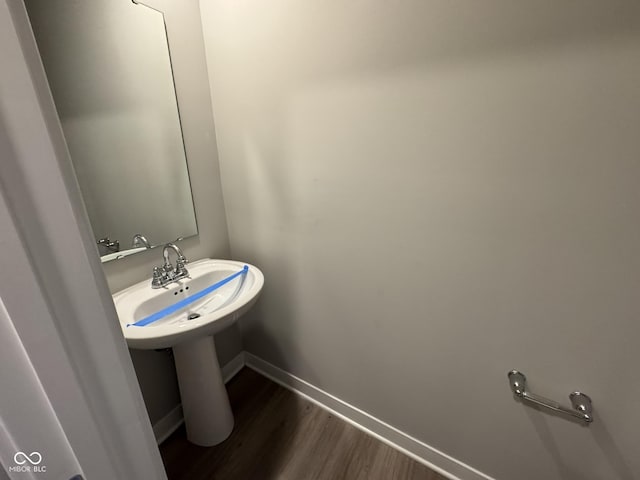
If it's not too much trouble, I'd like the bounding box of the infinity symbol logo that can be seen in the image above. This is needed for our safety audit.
[14,451,42,465]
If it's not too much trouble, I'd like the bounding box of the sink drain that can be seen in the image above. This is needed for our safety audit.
[187,312,201,320]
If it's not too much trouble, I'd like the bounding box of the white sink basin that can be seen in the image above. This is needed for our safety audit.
[112,258,264,446]
[114,258,263,349]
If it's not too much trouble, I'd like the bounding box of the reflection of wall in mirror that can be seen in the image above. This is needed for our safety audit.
[24,0,197,251]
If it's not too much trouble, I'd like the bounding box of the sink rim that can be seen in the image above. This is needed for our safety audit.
[113,258,264,349]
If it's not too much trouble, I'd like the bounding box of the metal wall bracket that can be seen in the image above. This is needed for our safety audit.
[508,370,593,424]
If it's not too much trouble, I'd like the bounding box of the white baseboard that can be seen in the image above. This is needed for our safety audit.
[153,351,246,444]
[153,404,184,445]
[221,351,246,383]
[244,352,495,480]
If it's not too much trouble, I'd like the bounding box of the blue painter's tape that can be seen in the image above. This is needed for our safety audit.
[127,265,249,327]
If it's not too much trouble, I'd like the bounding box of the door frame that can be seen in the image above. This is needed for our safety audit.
[0,1,166,478]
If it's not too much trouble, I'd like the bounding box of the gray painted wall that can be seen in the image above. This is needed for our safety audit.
[96,0,242,427]
[200,1,640,479]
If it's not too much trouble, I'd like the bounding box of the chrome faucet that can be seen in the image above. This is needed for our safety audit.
[132,233,151,249]
[151,243,189,288]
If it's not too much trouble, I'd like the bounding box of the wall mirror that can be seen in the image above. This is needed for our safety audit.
[24,0,198,262]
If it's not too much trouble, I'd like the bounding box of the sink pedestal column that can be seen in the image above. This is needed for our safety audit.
[172,336,234,446]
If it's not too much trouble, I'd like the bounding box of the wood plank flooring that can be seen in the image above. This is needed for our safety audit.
[160,368,447,480]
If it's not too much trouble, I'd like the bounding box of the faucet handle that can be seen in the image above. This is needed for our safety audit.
[151,266,164,288]
[175,259,189,277]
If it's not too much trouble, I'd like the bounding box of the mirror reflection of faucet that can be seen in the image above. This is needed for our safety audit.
[97,237,120,253]
[132,233,152,249]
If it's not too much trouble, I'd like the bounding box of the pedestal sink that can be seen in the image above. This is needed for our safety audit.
[113,258,264,446]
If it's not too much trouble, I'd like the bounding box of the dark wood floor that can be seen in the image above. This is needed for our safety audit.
[160,368,447,480]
